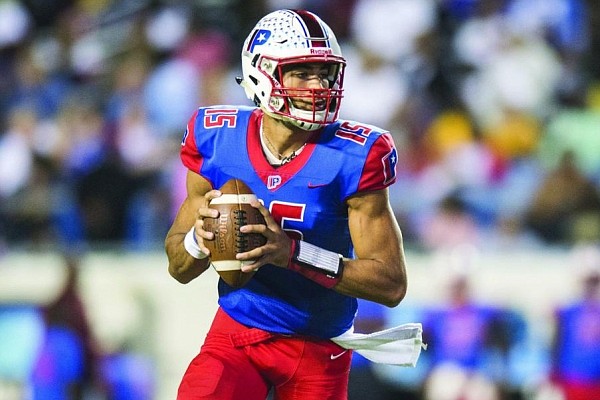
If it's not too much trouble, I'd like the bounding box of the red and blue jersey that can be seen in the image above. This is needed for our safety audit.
[554,301,600,383]
[422,304,505,370]
[180,106,398,338]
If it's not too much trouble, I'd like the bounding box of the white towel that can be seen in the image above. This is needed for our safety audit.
[332,323,426,366]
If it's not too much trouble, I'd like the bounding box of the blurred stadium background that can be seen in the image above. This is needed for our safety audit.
[0,0,599,399]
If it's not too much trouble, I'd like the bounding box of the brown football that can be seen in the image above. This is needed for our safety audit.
[203,179,266,288]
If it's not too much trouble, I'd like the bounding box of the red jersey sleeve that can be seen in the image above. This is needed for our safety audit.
[357,132,398,192]
[180,109,203,173]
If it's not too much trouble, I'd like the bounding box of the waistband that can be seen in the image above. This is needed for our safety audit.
[212,307,280,347]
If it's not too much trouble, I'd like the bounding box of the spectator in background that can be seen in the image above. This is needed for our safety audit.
[548,245,600,400]
[0,106,36,200]
[400,108,501,244]
[340,43,408,133]
[419,192,480,251]
[537,81,600,179]
[452,0,562,128]
[340,0,439,130]
[423,108,500,197]
[29,253,156,399]
[506,0,590,103]
[0,303,44,399]
[0,107,62,246]
[8,42,72,120]
[31,254,105,399]
[482,108,541,163]
[421,254,518,400]
[524,150,600,244]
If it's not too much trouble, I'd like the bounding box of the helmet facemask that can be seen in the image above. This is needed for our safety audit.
[268,58,345,130]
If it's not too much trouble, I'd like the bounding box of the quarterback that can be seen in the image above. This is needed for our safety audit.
[165,9,417,400]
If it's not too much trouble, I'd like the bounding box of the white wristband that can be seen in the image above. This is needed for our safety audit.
[295,240,343,277]
[184,227,208,260]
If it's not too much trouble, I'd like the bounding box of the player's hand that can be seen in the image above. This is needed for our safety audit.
[236,199,292,272]
[192,189,222,257]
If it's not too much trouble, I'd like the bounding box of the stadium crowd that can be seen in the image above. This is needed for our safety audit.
[1,1,600,399]
[1,0,600,252]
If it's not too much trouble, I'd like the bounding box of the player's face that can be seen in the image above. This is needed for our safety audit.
[281,63,331,111]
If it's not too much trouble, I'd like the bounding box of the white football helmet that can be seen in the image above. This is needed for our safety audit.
[238,9,346,131]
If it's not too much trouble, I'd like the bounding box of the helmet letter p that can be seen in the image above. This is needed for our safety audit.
[248,29,272,52]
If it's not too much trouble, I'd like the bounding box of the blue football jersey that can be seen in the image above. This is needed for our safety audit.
[555,302,600,381]
[180,106,398,338]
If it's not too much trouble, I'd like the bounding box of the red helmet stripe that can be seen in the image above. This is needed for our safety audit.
[294,10,327,48]
[246,29,259,51]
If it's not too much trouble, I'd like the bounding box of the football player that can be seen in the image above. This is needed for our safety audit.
[165,9,412,399]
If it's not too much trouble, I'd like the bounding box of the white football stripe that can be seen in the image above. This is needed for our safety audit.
[212,260,254,271]
[210,194,258,205]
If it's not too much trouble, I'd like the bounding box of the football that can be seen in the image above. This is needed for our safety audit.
[203,179,266,288]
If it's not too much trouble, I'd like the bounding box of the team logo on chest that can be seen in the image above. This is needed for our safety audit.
[267,175,282,189]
